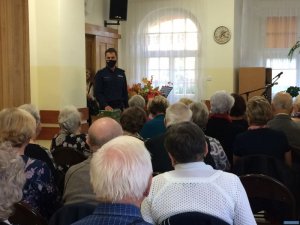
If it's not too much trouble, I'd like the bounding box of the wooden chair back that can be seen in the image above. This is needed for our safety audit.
[240,174,297,224]
[9,202,48,225]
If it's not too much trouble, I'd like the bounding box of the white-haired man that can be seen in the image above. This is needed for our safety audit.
[63,117,123,205]
[145,102,192,173]
[267,91,300,154]
[71,136,153,225]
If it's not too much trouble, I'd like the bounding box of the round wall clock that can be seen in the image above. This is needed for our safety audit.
[214,26,231,44]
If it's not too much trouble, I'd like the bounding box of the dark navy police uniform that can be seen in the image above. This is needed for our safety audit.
[94,67,129,110]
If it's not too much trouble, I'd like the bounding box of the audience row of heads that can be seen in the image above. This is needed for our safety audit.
[1,90,300,215]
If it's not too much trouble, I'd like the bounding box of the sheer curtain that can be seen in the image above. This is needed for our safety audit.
[120,0,205,103]
[240,0,300,96]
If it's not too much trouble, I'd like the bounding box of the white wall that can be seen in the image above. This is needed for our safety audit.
[86,0,236,99]
[29,0,86,109]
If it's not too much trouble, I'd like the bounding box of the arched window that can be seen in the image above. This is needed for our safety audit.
[141,11,201,103]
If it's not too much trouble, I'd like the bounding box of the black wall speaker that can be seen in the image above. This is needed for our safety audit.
[109,0,128,21]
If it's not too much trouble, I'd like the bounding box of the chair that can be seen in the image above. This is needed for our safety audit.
[52,147,86,173]
[232,154,296,192]
[8,202,48,225]
[52,147,87,194]
[240,174,297,224]
[160,212,230,225]
[49,203,95,225]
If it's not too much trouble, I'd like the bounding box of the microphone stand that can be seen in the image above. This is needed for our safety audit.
[240,72,282,101]
[261,72,282,99]
[240,86,270,101]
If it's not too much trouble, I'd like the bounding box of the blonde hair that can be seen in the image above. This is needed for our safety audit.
[179,97,194,106]
[247,96,272,125]
[165,102,193,127]
[0,108,36,147]
[90,136,152,202]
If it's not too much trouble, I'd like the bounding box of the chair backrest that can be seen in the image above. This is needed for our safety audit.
[9,202,48,225]
[240,174,297,223]
[160,212,230,225]
[52,147,86,173]
[49,203,95,225]
[232,154,295,191]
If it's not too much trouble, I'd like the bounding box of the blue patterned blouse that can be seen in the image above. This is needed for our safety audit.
[21,155,60,220]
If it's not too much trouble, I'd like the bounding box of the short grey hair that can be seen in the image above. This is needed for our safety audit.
[272,91,293,111]
[210,90,235,114]
[90,136,152,202]
[189,102,209,129]
[18,104,41,124]
[165,102,192,127]
[0,143,26,219]
[128,95,146,108]
[58,105,81,134]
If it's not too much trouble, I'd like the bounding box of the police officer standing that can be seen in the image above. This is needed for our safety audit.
[94,48,129,111]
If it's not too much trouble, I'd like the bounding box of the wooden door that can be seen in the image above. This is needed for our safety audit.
[85,23,120,76]
[0,0,30,109]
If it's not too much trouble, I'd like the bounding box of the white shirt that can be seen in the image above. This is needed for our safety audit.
[141,162,256,225]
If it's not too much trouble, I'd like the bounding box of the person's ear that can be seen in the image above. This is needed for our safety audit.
[204,142,208,157]
[143,175,152,197]
[168,152,176,167]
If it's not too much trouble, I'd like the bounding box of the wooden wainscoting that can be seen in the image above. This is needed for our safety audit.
[37,108,89,140]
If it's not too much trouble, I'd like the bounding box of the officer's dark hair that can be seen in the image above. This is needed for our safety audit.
[105,48,118,57]
[164,121,206,163]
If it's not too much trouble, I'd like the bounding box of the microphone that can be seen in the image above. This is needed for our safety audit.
[272,72,283,80]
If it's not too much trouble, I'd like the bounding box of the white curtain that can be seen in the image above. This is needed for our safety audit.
[120,0,205,103]
[240,0,300,95]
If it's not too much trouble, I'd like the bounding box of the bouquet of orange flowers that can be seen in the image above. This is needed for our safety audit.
[128,76,161,101]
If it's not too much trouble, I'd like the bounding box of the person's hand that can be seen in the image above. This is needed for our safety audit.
[105,106,113,111]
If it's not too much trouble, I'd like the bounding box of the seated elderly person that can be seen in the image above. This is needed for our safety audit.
[128,94,146,109]
[0,143,26,225]
[0,108,59,220]
[267,92,300,154]
[190,102,230,171]
[120,106,147,141]
[292,94,300,122]
[205,90,243,165]
[145,102,192,173]
[230,93,248,131]
[140,95,169,139]
[233,96,292,167]
[71,136,152,225]
[19,104,57,179]
[50,105,90,157]
[63,118,123,205]
[141,122,255,225]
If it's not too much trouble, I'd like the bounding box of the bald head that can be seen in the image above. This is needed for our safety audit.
[87,118,123,152]
[272,91,293,114]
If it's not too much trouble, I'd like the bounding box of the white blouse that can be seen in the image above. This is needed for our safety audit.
[141,162,256,225]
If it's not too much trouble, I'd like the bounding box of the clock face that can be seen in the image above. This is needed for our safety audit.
[214,26,231,44]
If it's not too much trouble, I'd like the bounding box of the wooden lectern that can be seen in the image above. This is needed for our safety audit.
[238,67,272,102]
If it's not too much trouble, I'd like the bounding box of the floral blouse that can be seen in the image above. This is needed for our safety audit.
[50,133,91,158]
[21,155,60,220]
